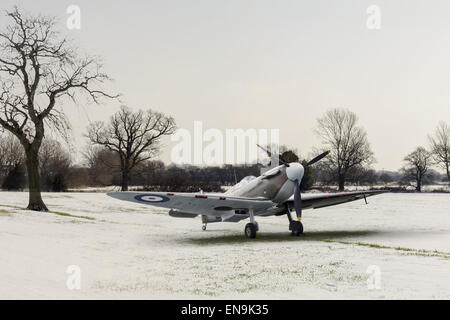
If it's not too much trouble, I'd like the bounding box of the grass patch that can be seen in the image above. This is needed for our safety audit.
[322,239,391,249]
[50,210,95,221]
[323,239,450,259]
[0,204,24,210]
[0,208,11,215]
[0,203,109,223]
[1,204,95,221]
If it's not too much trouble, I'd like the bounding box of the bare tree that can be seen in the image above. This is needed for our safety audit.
[83,145,121,186]
[0,132,25,188]
[0,8,116,210]
[402,147,432,192]
[38,139,72,191]
[0,131,24,169]
[315,108,374,191]
[86,106,176,191]
[429,121,450,183]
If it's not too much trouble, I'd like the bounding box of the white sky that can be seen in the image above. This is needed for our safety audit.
[2,0,450,170]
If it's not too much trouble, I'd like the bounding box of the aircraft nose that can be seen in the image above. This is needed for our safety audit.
[286,162,304,183]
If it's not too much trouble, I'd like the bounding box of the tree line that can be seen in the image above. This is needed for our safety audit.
[313,108,450,192]
[2,113,449,195]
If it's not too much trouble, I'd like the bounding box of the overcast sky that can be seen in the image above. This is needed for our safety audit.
[2,0,450,171]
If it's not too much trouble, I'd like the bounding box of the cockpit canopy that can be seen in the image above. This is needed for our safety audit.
[225,176,256,194]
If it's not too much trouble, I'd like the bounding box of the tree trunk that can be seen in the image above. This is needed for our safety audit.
[25,150,48,211]
[121,169,129,191]
[446,165,450,185]
[416,176,422,192]
[338,175,345,191]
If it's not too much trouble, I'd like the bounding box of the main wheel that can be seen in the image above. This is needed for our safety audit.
[290,221,303,236]
[245,223,257,238]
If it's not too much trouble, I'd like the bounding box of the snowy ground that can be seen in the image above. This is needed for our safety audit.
[0,191,449,299]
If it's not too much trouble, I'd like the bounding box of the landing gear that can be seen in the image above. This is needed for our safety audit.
[201,215,207,231]
[244,209,258,238]
[289,220,303,236]
[286,206,303,236]
[245,223,257,238]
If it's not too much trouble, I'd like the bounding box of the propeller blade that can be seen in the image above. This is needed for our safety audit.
[293,181,302,220]
[305,150,330,166]
[256,144,272,157]
[256,144,289,166]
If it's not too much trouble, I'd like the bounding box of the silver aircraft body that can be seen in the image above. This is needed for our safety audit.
[108,149,387,238]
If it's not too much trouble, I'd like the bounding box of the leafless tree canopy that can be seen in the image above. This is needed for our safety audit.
[38,138,71,174]
[0,132,24,168]
[429,121,450,183]
[315,108,374,191]
[0,7,114,142]
[402,147,432,192]
[38,138,72,191]
[0,7,116,210]
[83,145,121,186]
[86,106,176,191]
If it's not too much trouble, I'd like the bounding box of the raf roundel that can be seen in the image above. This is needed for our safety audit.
[134,194,170,203]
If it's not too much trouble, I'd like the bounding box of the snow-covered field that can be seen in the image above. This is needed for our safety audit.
[0,191,449,299]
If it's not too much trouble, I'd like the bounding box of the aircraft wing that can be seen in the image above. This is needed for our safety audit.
[283,190,388,210]
[107,191,275,216]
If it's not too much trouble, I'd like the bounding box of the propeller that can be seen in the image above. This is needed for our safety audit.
[256,144,289,167]
[290,150,330,222]
[293,181,302,220]
[305,150,331,166]
[256,144,330,221]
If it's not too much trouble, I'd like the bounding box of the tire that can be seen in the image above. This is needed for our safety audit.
[245,223,257,238]
[290,221,303,236]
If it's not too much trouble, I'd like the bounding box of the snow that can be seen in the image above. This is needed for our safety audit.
[0,191,449,299]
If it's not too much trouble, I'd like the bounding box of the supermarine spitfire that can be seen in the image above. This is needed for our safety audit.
[108,146,387,238]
